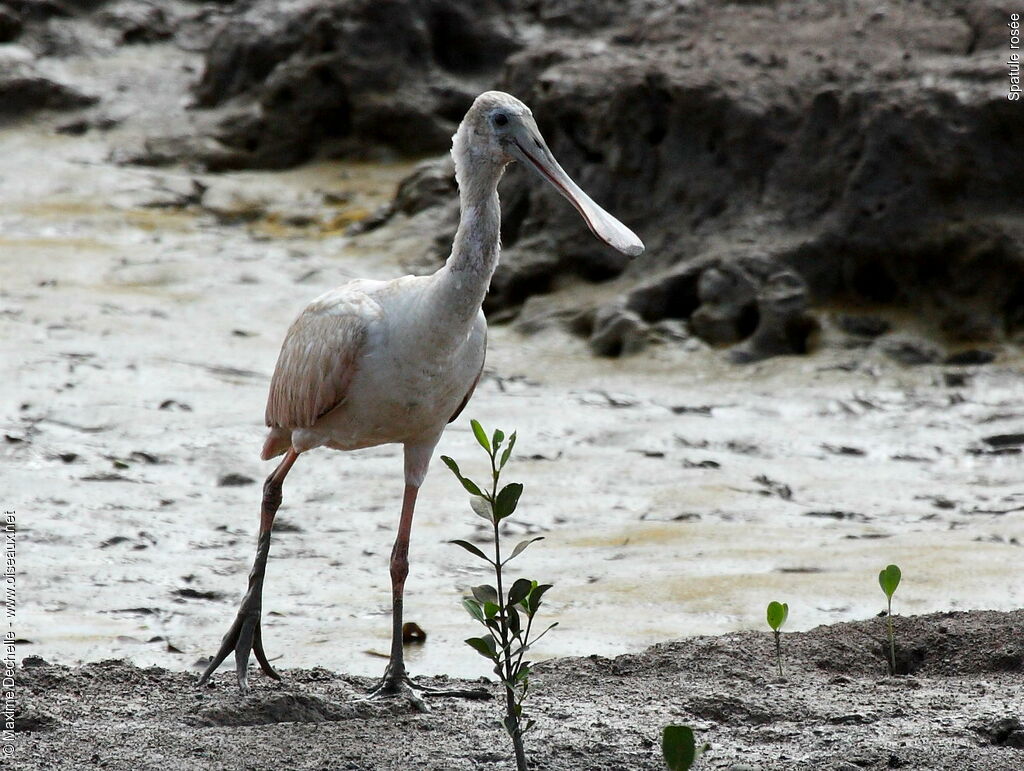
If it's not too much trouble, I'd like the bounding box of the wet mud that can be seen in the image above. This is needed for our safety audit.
[15,611,1024,769]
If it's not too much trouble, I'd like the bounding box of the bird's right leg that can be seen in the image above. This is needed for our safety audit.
[198,449,299,692]
[366,481,427,709]
[365,440,490,710]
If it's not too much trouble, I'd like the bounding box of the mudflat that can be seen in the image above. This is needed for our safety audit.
[15,611,1024,769]
[3,3,1023,769]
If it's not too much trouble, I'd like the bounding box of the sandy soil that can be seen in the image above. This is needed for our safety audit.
[2,29,1023,771]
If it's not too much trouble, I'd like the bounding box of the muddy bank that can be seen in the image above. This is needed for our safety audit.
[15,610,1024,769]
[177,0,1024,359]
[3,0,1023,359]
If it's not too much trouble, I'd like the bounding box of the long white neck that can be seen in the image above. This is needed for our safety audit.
[431,145,505,329]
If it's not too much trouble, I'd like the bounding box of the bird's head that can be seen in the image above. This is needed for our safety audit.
[452,90,644,258]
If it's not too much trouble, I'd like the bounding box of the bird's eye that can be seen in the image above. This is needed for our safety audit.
[493,113,509,127]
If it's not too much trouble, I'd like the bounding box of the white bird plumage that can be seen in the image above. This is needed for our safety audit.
[198,91,643,707]
[261,276,484,479]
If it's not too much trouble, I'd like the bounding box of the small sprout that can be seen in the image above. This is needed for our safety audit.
[766,600,789,677]
[878,563,901,600]
[662,725,709,771]
[766,600,789,631]
[878,564,901,674]
[445,422,553,771]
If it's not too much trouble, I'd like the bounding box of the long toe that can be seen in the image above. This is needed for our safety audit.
[198,611,277,693]
[197,614,245,687]
[364,671,428,713]
[417,682,491,700]
[233,614,261,693]
[252,622,281,681]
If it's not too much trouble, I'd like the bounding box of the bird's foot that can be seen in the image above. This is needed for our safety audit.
[365,667,429,713]
[197,609,279,693]
[365,665,490,713]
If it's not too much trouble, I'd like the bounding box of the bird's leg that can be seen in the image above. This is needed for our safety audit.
[198,449,299,692]
[366,481,490,711]
[368,482,429,709]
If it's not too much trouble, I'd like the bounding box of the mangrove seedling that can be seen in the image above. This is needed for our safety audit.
[443,420,556,771]
[662,725,709,770]
[878,563,902,674]
[766,600,789,677]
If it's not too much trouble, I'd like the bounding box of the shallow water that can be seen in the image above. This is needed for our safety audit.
[3,67,1023,682]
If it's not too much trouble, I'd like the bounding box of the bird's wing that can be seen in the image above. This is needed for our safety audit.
[264,290,377,429]
[449,326,486,423]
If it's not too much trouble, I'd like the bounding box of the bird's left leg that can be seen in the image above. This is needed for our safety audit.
[198,448,299,692]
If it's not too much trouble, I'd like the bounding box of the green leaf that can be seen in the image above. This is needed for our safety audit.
[514,622,558,657]
[662,725,704,771]
[441,455,484,496]
[469,495,493,522]
[494,482,524,521]
[483,601,500,619]
[514,663,531,683]
[507,605,521,637]
[457,476,484,497]
[471,584,499,605]
[534,621,557,641]
[526,583,553,616]
[450,540,492,564]
[492,429,505,452]
[508,578,533,607]
[471,419,491,453]
[766,601,789,632]
[465,635,497,660]
[506,537,544,564]
[879,564,902,600]
[440,455,461,478]
[462,597,485,624]
[499,431,517,470]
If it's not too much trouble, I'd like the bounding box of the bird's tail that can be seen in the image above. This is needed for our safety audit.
[261,428,292,461]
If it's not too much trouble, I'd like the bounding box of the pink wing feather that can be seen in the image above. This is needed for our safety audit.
[264,303,368,431]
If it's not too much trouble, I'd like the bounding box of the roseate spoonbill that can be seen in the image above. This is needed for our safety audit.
[197,91,643,707]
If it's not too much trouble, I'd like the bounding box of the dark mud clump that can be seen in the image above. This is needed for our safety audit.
[17,610,1024,769]
[191,0,520,168]
[0,58,97,119]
